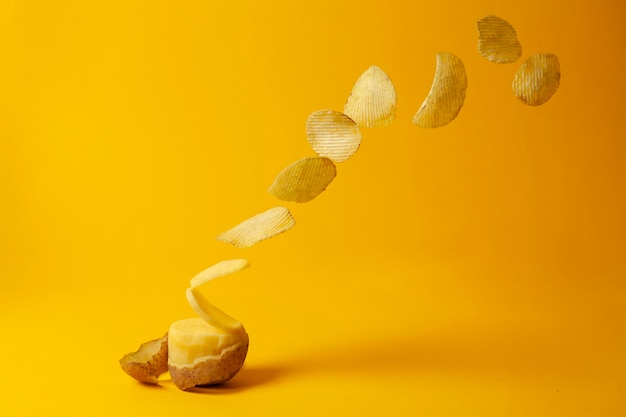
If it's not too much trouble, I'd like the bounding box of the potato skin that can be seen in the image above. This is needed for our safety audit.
[168,342,248,391]
[119,334,169,384]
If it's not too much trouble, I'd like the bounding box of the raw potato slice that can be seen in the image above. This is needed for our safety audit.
[477,15,522,64]
[268,157,337,203]
[306,110,362,162]
[217,206,295,248]
[513,53,561,106]
[119,334,168,384]
[412,52,467,128]
[168,318,248,391]
[344,66,397,128]
[190,259,250,288]
[186,287,243,331]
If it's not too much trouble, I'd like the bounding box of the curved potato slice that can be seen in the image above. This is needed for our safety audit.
[306,110,362,163]
[268,157,337,203]
[186,287,244,331]
[189,259,250,288]
[477,15,522,64]
[216,206,295,248]
[344,66,397,128]
[513,53,561,106]
[412,52,467,128]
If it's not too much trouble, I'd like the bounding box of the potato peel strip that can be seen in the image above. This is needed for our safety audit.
[190,259,250,288]
[186,287,244,331]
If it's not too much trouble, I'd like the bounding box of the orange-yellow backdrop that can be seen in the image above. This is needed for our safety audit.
[1,0,625,415]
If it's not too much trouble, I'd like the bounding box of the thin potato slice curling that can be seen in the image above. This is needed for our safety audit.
[477,15,522,64]
[513,53,561,106]
[216,206,295,248]
[413,52,468,128]
[306,110,362,163]
[268,157,337,203]
[344,66,397,128]
[189,259,250,288]
[169,261,250,390]
[186,287,243,330]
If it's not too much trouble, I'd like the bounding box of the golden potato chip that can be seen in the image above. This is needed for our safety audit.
[268,157,337,203]
[189,259,250,288]
[306,110,362,162]
[344,66,397,128]
[216,206,295,248]
[477,15,522,64]
[412,52,467,128]
[513,52,561,106]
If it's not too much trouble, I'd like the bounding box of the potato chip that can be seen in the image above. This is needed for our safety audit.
[513,52,561,106]
[412,52,467,128]
[344,66,397,128]
[268,157,337,203]
[477,15,522,64]
[189,259,250,288]
[216,206,295,248]
[306,110,362,162]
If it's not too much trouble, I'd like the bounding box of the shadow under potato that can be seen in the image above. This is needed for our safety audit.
[183,365,288,394]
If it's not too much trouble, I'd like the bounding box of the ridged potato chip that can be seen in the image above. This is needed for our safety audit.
[344,66,397,128]
[513,52,561,106]
[268,157,337,203]
[306,110,362,163]
[413,52,467,128]
[477,15,522,64]
[216,206,295,248]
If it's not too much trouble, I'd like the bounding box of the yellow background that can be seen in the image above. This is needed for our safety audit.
[1,0,625,415]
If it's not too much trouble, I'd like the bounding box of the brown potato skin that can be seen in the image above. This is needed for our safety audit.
[119,334,169,384]
[169,342,248,391]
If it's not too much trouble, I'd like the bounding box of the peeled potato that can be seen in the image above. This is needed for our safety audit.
[306,109,362,163]
[344,66,397,128]
[168,318,248,391]
[119,334,169,384]
[413,52,467,128]
[476,15,522,64]
[216,206,295,248]
[168,259,251,391]
[268,157,337,203]
[513,52,561,106]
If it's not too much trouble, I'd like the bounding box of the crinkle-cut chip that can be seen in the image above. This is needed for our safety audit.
[268,157,337,203]
[190,259,250,288]
[119,333,168,384]
[344,66,397,128]
[413,52,468,128]
[216,206,295,248]
[513,53,561,106]
[306,110,362,163]
[477,15,522,64]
